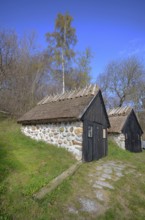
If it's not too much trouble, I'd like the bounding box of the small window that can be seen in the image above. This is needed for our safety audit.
[88,126,93,138]
[103,129,106,138]
[125,133,128,139]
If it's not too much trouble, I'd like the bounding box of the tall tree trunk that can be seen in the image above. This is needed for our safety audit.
[61,18,67,94]
[61,50,65,94]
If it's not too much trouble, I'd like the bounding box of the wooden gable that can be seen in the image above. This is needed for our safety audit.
[82,91,110,128]
[122,110,143,135]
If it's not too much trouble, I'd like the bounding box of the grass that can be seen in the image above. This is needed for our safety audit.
[35,139,145,220]
[99,139,145,220]
[1,115,145,219]
[0,116,76,219]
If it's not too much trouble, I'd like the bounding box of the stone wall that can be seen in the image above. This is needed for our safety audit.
[21,121,83,160]
[109,133,125,150]
[142,141,145,149]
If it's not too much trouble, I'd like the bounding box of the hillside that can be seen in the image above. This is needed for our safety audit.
[0,116,76,219]
[0,115,145,219]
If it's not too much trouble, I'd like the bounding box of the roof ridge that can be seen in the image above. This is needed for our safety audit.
[38,84,99,105]
[108,106,132,117]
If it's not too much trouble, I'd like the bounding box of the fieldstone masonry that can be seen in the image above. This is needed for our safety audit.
[21,121,83,160]
[109,134,125,150]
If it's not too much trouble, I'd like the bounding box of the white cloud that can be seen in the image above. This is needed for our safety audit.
[119,38,145,60]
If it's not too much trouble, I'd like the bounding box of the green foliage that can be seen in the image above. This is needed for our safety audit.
[68,48,92,89]
[46,12,77,92]
[46,13,92,91]
[54,13,77,49]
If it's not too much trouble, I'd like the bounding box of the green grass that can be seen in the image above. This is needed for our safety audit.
[0,117,76,219]
[92,139,144,220]
[29,139,145,220]
[36,139,145,220]
[1,115,145,219]
[108,138,133,160]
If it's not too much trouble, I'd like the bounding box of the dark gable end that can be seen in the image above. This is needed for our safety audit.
[82,90,109,161]
[121,108,143,152]
[122,109,143,135]
[108,106,143,152]
[82,90,110,128]
[99,91,110,128]
[108,107,143,135]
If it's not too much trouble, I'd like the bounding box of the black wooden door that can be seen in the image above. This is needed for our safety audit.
[85,122,93,162]
[125,132,132,151]
[125,132,142,152]
[93,123,103,160]
[83,122,103,161]
[132,134,142,152]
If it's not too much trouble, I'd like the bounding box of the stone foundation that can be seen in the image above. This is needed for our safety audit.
[21,121,83,160]
[109,133,125,150]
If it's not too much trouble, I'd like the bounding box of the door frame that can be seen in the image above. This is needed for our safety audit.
[83,120,103,161]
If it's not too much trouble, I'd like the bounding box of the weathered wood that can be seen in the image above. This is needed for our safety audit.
[108,106,130,116]
[123,111,142,152]
[108,107,143,152]
[38,84,98,105]
[82,92,109,162]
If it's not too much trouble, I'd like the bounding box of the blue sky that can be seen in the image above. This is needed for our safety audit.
[0,0,145,81]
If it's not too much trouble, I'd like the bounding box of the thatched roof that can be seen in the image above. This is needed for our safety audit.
[18,85,99,124]
[108,107,132,133]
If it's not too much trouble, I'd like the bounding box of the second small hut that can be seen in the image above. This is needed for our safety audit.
[108,106,143,152]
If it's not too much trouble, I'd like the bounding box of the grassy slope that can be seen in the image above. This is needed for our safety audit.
[1,115,145,220]
[36,139,145,220]
[0,116,76,219]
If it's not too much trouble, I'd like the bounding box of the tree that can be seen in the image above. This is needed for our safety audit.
[75,48,92,86]
[0,30,48,116]
[97,56,145,109]
[0,25,92,116]
[46,13,77,93]
[0,30,18,91]
[65,48,92,89]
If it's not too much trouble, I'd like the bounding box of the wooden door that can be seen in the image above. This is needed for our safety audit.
[125,132,142,152]
[125,132,132,151]
[83,122,103,161]
[93,123,103,160]
[132,134,142,152]
[86,123,93,161]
